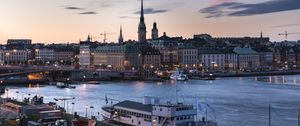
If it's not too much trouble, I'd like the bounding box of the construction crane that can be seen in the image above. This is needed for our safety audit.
[54,97,75,109]
[278,31,300,40]
[100,32,116,43]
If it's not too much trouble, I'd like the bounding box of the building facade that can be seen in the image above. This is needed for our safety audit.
[198,48,225,71]
[55,48,75,65]
[35,48,55,63]
[141,46,161,69]
[124,43,142,70]
[95,45,126,70]
[79,46,91,69]
[224,54,238,71]
[234,47,260,71]
[178,45,198,69]
[3,49,31,65]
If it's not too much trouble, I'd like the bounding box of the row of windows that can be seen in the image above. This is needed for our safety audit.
[176,115,194,121]
[116,109,151,119]
[183,50,197,55]
[176,106,194,111]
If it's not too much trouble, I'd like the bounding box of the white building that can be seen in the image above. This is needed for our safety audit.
[3,49,31,64]
[79,45,91,69]
[198,48,225,71]
[178,46,198,69]
[224,53,238,70]
[35,48,55,63]
[0,50,4,65]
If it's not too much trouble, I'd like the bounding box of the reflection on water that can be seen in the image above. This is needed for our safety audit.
[255,75,300,85]
[2,75,300,126]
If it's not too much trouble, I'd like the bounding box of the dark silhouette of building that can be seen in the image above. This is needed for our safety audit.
[138,0,147,42]
[151,22,158,40]
[119,26,124,44]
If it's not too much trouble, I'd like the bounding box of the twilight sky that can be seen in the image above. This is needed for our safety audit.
[0,0,300,44]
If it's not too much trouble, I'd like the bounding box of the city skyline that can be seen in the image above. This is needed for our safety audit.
[0,0,300,44]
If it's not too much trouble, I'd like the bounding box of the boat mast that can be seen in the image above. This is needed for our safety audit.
[175,82,178,104]
[206,98,208,122]
[269,104,271,126]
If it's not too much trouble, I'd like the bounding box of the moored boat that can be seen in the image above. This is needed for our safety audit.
[101,96,217,126]
[170,71,189,81]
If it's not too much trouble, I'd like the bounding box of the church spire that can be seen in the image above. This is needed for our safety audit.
[119,26,124,44]
[138,0,147,42]
[140,0,144,22]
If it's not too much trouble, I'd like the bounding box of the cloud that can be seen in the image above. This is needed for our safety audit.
[271,22,300,28]
[200,0,300,18]
[79,11,97,15]
[120,16,139,19]
[65,6,83,10]
[134,8,169,15]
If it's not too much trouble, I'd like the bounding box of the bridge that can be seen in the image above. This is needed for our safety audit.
[0,66,77,85]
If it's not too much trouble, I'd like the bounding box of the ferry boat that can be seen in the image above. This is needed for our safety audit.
[170,71,188,81]
[101,96,217,126]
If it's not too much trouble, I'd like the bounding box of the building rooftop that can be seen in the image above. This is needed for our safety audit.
[114,100,152,112]
[233,47,258,54]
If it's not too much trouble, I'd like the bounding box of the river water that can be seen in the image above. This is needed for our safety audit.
[3,75,300,126]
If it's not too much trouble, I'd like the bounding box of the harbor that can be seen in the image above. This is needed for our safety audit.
[1,74,300,126]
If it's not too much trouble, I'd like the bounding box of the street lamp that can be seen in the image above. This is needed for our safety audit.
[71,102,75,114]
[16,91,19,101]
[85,105,88,118]
[90,106,94,118]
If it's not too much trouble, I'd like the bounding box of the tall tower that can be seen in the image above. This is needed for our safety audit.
[119,26,124,44]
[138,0,147,42]
[151,22,158,40]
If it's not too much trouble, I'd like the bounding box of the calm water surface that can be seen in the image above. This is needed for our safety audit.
[3,75,300,126]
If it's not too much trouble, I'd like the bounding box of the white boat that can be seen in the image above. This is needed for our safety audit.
[101,96,217,126]
[56,82,66,88]
[55,82,76,89]
[170,71,188,81]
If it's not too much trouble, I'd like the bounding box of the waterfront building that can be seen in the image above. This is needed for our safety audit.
[256,49,274,70]
[286,48,296,68]
[223,48,238,71]
[178,45,198,69]
[233,47,260,71]
[95,44,125,70]
[79,35,102,68]
[198,48,225,71]
[3,49,32,65]
[124,43,142,70]
[140,44,161,73]
[138,0,147,42]
[79,45,91,69]
[296,48,300,68]
[151,22,158,40]
[35,48,55,63]
[54,47,75,65]
[150,32,182,69]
